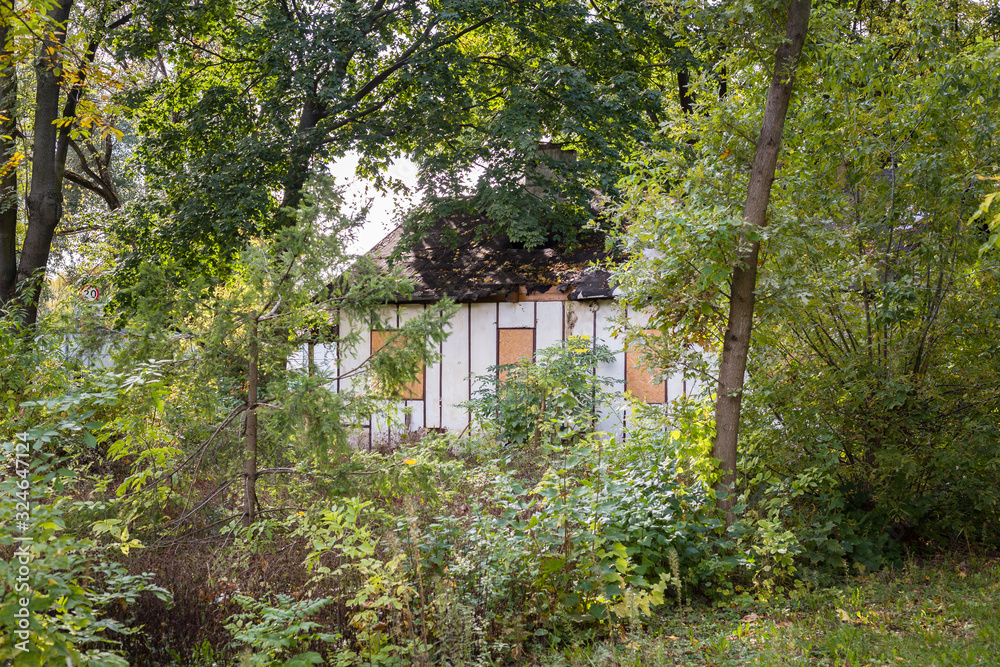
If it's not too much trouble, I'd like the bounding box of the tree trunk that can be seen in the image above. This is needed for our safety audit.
[678,68,695,115]
[244,318,259,527]
[0,14,17,305]
[14,0,73,325]
[712,0,812,523]
[276,95,326,226]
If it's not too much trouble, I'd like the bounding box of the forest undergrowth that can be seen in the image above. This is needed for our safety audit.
[3,334,998,666]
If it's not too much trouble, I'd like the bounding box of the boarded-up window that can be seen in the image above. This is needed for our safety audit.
[498,328,535,367]
[371,330,424,400]
[626,330,665,404]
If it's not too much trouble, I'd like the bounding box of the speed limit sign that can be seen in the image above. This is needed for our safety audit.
[80,284,100,302]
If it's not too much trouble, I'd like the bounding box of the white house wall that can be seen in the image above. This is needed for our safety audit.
[497,301,534,328]
[425,313,444,430]
[625,305,650,330]
[440,305,471,431]
[564,300,595,340]
[398,304,426,435]
[594,301,626,437]
[469,302,498,396]
[339,311,367,395]
[320,299,701,446]
[534,302,563,351]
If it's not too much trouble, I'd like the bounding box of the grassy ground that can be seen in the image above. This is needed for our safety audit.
[528,555,1000,667]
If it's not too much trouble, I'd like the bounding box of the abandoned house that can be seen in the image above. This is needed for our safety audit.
[305,213,699,449]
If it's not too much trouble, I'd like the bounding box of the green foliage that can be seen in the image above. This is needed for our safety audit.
[200,426,735,664]
[225,595,338,667]
[746,0,1000,555]
[82,176,460,548]
[516,556,1000,666]
[0,356,173,665]
[118,175,452,448]
[613,158,758,353]
[974,176,1000,255]
[290,498,427,666]
[612,0,1000,572]
[618,396,719,484]
[7,2,1000,665]
[740,458,854,578]
[0,480,170,666]
[346,436,467,507]
[0,316,82,448]
[414,438,731,642]
[110,0,677,299]
[467,337,617,448]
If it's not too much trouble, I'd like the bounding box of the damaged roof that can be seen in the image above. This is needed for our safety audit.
[369,215,617,303]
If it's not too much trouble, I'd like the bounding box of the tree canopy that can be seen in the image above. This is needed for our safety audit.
[0,0,693,322]
[614,0,1000,537]
[104,0,686,308]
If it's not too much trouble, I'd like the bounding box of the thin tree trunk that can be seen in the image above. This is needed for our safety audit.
[55,32,102,186]
[678,68,695,114]
[712,0,812,523]
[15,0,73,325]
[244,318,259,527]
[0,13,17,305]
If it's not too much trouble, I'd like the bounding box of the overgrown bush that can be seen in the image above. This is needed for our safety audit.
[467,336,616,448]
[225,595,338,666]
[740,358,1000,570]
[0,476,170,666]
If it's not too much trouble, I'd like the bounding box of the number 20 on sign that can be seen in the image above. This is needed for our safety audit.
[80,284,100,302]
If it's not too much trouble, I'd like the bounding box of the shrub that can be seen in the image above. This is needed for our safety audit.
[0,479,170,666]
[414,438,732,644]
[225,595,338,666]
[466,337,616,448]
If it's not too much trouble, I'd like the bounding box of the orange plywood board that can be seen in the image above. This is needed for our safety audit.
[498,328,535,367]
[371,330,424,400]
[626,331,665,404]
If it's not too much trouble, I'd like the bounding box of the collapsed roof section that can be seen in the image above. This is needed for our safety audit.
[369,215,616,303]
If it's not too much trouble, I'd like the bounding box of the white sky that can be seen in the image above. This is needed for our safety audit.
[328,153,420,256]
